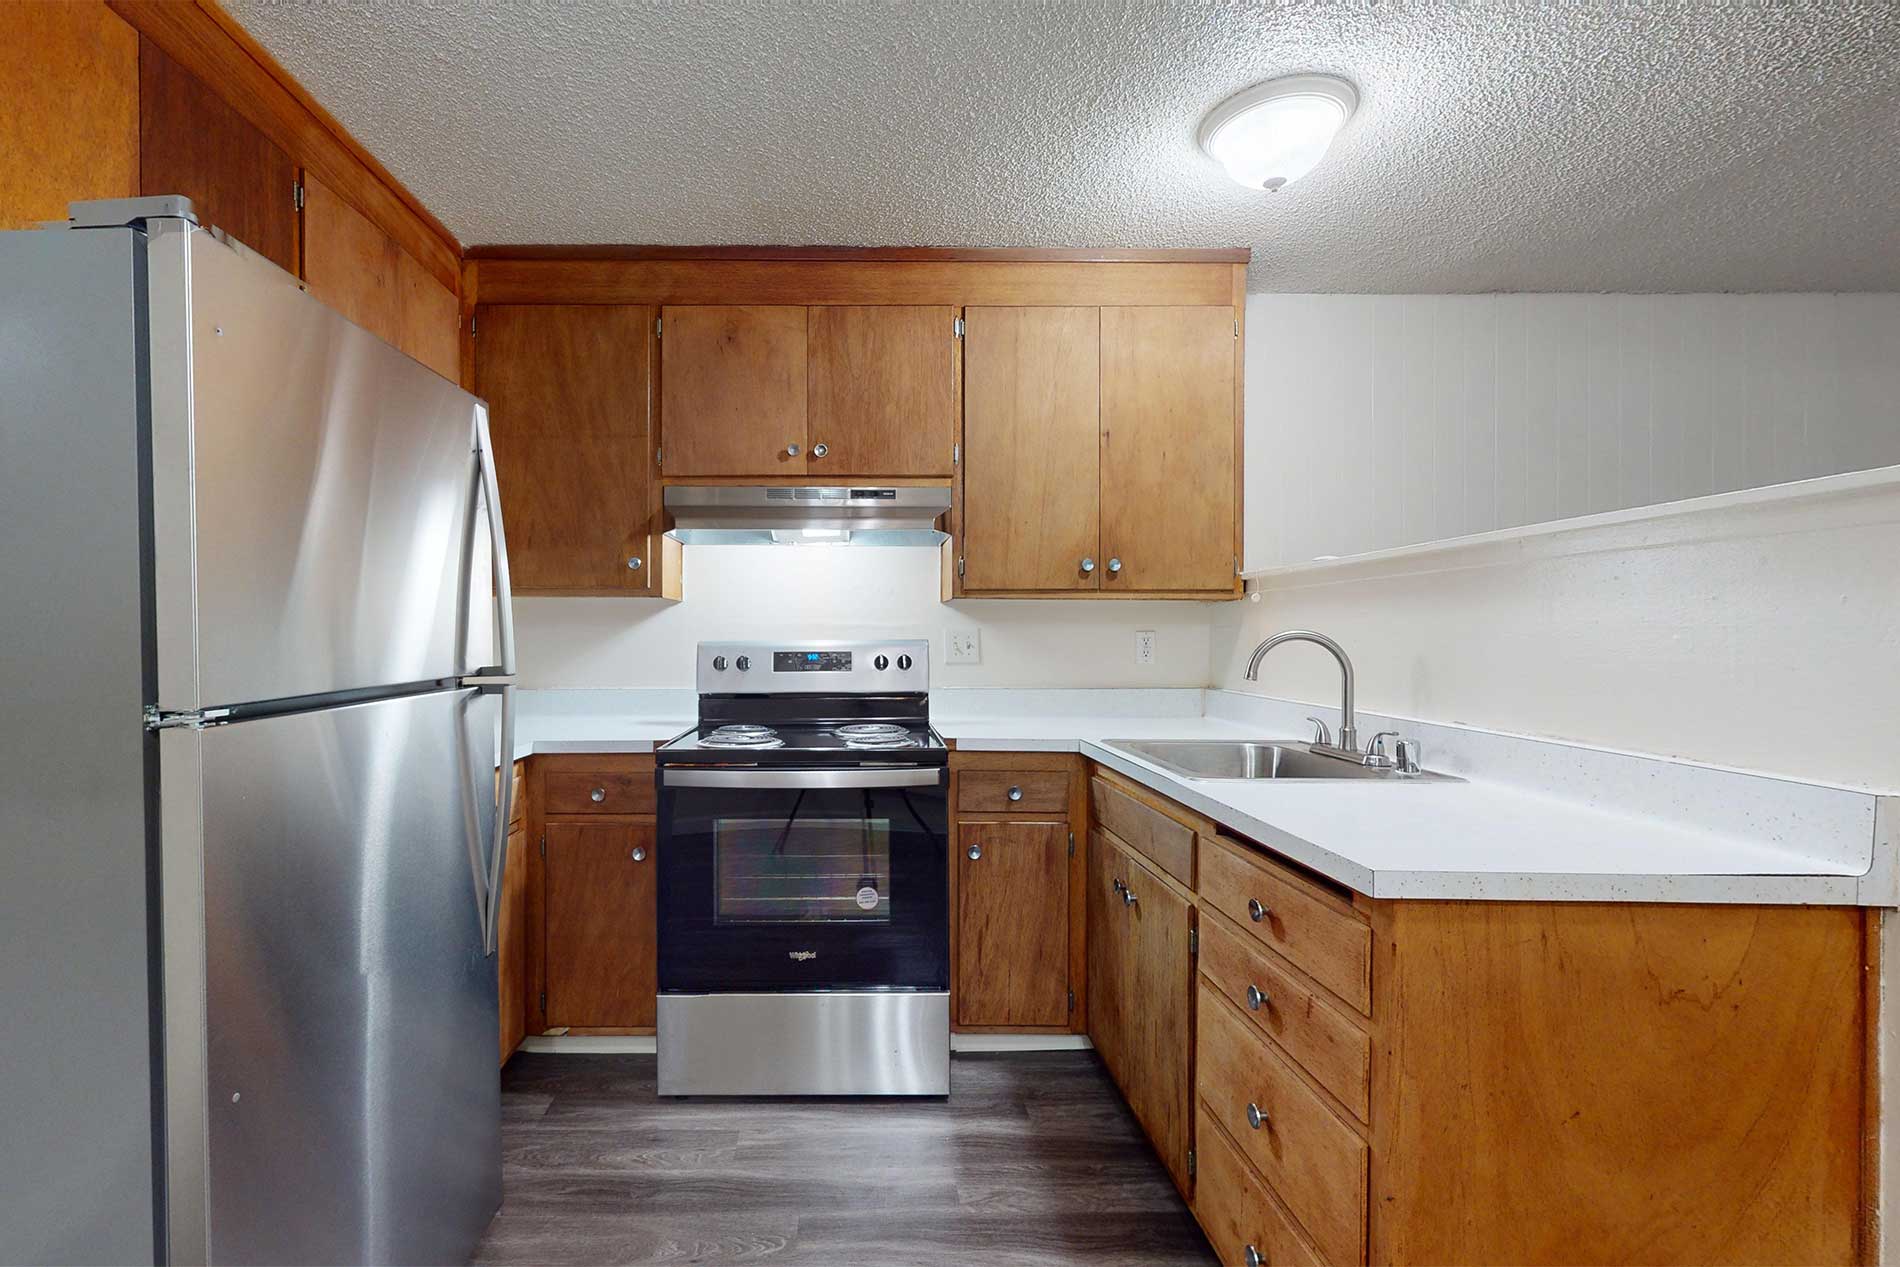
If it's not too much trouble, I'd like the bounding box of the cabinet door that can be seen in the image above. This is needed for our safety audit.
[138,37,297,274]
[1087,828,1129,1078]
[302,173,458,379]
[659,305,807,475]
[543,821,657,1028]
[1099,306,1237,593]
[475,304,657,593]
[0,2,138,230]
[808,305,956,476]
[957,820,1070,1027]
[1117,845,1196,1194]
[960,307,1101,591]
[497,824,528,1064]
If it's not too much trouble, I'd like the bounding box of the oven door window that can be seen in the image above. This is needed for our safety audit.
[715,815,892,924]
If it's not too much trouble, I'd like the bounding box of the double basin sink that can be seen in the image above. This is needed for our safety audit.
[1105,740,1458,782]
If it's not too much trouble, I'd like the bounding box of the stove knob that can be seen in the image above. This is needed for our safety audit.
[896,654,913,671]
[735,655,751,671]
[711,655,727,671]
[874,654,889,671]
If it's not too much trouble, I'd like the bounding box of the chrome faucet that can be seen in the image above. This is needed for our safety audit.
[1244,630,1359,757]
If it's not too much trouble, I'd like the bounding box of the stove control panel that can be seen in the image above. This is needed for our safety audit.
[697,640,929,694]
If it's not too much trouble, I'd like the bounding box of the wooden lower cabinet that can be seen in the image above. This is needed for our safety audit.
[1193,1102,1321,1267]
[496,822,528,1064]
[956,820,1070,1027]
[543,819,658,1029]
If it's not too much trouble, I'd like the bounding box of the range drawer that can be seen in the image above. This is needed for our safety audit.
[1194,1102,1321,1267]
[1199,914,1370,1122]
[1198,835,1370,1015]
[1197,985,1367,1267]
[959,769,1069,814]
[1090,774,1195,887]
[544,768,657,816]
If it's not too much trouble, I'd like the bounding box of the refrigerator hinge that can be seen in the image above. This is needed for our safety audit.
[143,705,232,732]
[1068,830,1075,857]
[1067,989,1075,1013]
[293,181,304,212]
[953,315,964,338]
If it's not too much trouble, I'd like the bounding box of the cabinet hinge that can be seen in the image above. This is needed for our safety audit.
[656,446,664,469]
[1234,317,1239,339]
[1189,928,1199,957]
[956,555,965,578]
[1187,1149,1196,1178]
[292,181,304,212]
[655,314,662,338]
[952,442,960,466]
[469,312,478,337]
[539,833,546,858]
[1067,989,1076,1013]
[953,315,964,338]
[1233,554,1240,576]
[538,990,546,1011]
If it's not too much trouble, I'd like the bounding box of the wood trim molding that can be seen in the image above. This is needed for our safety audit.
[467,243,1251,264]
[108,0,460,290]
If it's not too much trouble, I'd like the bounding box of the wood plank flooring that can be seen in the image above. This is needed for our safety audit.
[474,1051,1217,1265]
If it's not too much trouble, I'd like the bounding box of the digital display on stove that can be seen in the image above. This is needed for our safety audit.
[773,650,853,672]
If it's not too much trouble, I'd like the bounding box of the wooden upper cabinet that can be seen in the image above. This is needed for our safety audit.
[960,307,1102,591]
[0,2,138,230]
[138,37,298,274]
[302,174,458,379]
[475,304,657,594]
[659,305,807,476]
[957,820,1070,1027]
[808,305,957,476]
[1099,306,1238,594]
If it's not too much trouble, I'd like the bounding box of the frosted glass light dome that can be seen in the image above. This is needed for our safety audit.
[1197,74,1359,191]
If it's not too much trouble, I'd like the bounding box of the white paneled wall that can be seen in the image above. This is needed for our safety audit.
[1246,293,1900,567]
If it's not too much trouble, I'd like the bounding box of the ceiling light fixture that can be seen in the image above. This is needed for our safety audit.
[1197,73,1359,191]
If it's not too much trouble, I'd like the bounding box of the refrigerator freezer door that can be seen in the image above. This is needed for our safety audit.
[150,224,492,710]
[170,689,502,1265]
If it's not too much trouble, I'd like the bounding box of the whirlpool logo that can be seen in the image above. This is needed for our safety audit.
[788,950,818,962]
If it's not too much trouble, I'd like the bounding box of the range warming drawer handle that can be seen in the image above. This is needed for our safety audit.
[662,767,943,790]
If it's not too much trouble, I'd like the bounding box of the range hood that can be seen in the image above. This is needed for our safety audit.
[664,485,951,546]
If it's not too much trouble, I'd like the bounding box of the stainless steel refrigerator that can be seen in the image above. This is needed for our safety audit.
[0,197,516,1266]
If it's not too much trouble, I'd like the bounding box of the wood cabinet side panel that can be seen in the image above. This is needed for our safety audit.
[0,2,139,230]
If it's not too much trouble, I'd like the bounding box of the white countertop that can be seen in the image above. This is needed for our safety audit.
[506,689,1890,906]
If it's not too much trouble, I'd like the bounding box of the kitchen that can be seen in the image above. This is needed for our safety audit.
[2,2,1896,1265]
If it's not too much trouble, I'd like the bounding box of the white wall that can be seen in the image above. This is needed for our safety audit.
[515,545,1215,689]
[1246,292,1900,569]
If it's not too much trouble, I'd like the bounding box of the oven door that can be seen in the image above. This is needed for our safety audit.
[658,765,949,993]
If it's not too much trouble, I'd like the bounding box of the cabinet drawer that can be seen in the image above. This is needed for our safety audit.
[1198,985,1367,1267]
[1198,836,1370,1015]
[544,769,656,816]
[960,770,1069,814]
[1200,914,1370,1122]
[1193,1102,1321,1267]
[1090,775,1195,887]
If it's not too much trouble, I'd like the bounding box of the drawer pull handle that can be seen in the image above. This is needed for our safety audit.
[630,846,646,862]
[1246,1101,1268,1130]
[1007,785,1023,801]
[967,843,982,861]
[1245,983,1269,1011]
[590,787,606,803]
[1248,897,1270,923]
[1244,1246,1263,1267]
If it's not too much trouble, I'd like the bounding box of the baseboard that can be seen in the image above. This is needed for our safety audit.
[515,1032,1096,1056]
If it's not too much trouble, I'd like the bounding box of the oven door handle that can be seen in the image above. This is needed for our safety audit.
[662,767,944,790]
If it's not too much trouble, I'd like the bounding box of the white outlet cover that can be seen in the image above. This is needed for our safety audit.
[1135,630,1156,665]
[946,628,981,665]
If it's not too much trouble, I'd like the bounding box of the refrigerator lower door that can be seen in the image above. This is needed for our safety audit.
[161,688,501,1265]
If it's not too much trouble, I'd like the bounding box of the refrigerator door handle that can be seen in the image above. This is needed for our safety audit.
[471,402,517,679]
[484,680,515,956]
[463,402,517,957]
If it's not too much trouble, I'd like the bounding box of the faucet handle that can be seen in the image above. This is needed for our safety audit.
[1364,731,1402,768]
[1304,716,1332,747]
[1394,737,1423,775]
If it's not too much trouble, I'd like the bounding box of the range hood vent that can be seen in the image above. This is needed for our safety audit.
[664,485,951,546]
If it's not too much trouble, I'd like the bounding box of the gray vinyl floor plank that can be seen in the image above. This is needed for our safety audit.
[472,1051,1217,1265]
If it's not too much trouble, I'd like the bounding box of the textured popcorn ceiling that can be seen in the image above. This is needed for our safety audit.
[227,0,1900,292]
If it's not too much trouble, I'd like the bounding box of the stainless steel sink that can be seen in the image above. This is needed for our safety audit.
[1104,739,1458,782]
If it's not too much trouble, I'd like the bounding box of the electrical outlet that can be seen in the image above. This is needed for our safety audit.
[946,629,981,665]
[1135,630,1156,665]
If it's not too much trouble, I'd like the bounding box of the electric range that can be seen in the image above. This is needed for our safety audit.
[654,640,949,1097]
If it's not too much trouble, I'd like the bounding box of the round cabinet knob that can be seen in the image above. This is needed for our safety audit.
[1107,557,1122,574]
[712,655,728,671]
[1007,785,1023,802]
[1245,1245,1264,1267]
[735,655,751,671]
[874,654,889,671]
[626,555,642,571]
[785,443,801,457]
[1248,897,1269,923]
[630,846,646,862]
[896,654,912,670]
[1247,1101,1268,1130]
[1080,557,1096,573]
[1121,887,1138,907]
[1112,878,1126,895]
[590,787,606,803]
[811,442,829,458]
[1246,983,1269,1011]
[967,843,982,861]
